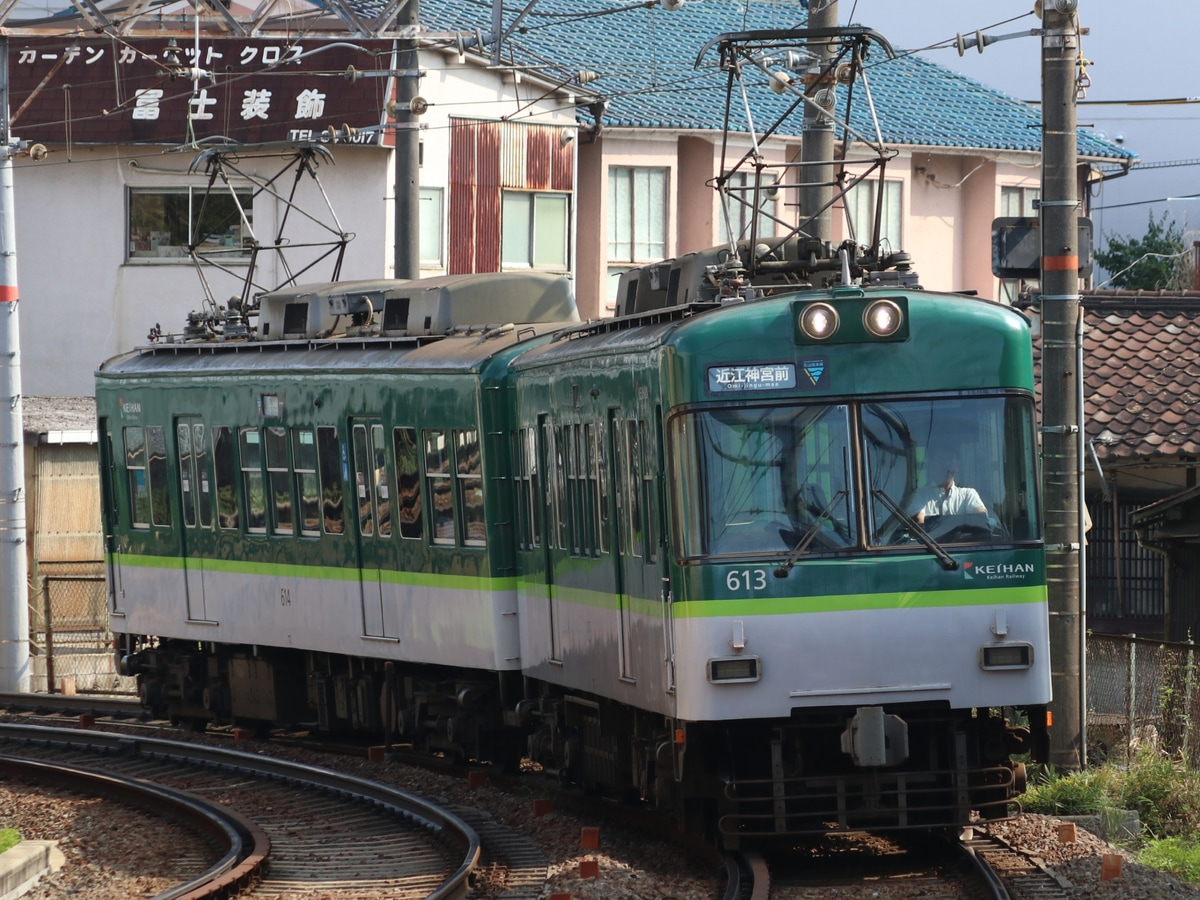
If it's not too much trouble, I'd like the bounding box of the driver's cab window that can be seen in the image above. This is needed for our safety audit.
[863,396,1040,546]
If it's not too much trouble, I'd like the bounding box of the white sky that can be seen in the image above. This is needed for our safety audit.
[846,0,1200,251]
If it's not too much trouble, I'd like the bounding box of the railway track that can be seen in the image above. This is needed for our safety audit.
[720,828,1080,900]
[0,722,480,898]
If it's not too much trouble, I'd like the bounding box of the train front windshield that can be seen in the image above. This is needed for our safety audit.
[670,395,1041,560]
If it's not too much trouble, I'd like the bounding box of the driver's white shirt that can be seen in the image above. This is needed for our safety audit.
[912,483,985,518]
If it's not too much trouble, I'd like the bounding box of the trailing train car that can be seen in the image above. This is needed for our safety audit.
[99,263,1050,844]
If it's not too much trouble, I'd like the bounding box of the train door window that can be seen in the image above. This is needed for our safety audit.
[424,430,454,545]
[371,424,392,538]
[455,429,485,546]
[625,420,644,559]
[124,426,150,528]
[527,427,541,548]
[213,426,239,530]
[563,425,580,555]
[239,427,266,533]
[393,427,423,539]
[594,422,608,554]
[316,426,345,534]
[146,426,172,528]
[352,425,375,537]
[511,431,531,549]
[194,425,212,528]
[640,419,657,562]
[177,424,197,528]
[293,428,320,536]
[583,423,598,556]
[265,426,293,535]
[552,426,568,550]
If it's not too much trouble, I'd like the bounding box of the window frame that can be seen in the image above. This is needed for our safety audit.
[127,186,254,264]
[501,189,571,271]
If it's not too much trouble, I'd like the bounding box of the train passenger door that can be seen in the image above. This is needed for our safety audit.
[609,411,637,680]
[537,416,564,660]
[98,418,124,615]
[175,416,214,622]
[351,419,397,639]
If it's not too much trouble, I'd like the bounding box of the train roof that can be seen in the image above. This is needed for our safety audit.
[96,320,568,379]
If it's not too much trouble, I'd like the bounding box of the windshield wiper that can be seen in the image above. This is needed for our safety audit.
[872,489,959,571]
[774,489,847,578]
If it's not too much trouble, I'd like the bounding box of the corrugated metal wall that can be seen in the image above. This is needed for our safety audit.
[448,117,574,273]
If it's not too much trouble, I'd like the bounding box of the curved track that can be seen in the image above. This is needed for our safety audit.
[0,722,479,898]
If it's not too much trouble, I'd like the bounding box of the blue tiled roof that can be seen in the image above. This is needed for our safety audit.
[419,0,1133,160]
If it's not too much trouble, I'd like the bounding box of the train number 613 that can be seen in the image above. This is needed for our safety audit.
[726,569,768,592]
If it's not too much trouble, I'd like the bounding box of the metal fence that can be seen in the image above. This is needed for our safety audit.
[1088,633,1200,768]
[28,572,136,695]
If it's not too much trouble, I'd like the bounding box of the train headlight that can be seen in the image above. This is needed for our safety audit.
[798,302,839,340]
[863,299,904,338]
[708,656,762,683]
[980,642,1034,670]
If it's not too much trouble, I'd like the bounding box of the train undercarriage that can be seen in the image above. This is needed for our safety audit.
[118,637,1047,845]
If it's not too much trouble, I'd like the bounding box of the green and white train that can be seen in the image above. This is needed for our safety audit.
[98,257,1051,843]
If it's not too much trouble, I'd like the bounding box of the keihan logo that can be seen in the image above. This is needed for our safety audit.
[802,360,825,385]
[962,561,974,580]
[963,561,1035,582]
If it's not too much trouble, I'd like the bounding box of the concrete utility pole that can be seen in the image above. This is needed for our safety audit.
[799,0,837,248]
[1040,0,1084,770]
[393,0,420,280]
[0,37,30,693]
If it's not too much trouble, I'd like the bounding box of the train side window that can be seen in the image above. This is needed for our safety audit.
[293,428,320,536]
[316,426,345,534]
[552,425,567,550]
[393,427,422,540]
[510,431,529,549]
[455,428,485,547]
[194,425,212,528]
[146,425,172,528]
[425,429,455,545]
[123,426,150,528]
[265,426,293,535]
[563,424,580,555]
[512,427,539,550]
[213,426,239,530]
[177,424,196,528]
[239,427,266,533]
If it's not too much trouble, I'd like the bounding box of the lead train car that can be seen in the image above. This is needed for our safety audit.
[98,273,1051,844]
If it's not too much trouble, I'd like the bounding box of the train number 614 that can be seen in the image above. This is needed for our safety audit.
[726,569,768,592]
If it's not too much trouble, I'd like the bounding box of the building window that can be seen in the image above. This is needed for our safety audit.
[999,185,1041,303]
[420,187,443,266]
[128,187,252,262]
[723,171,777,242]
[501,191,570,270]
[608,166,668,302]
[845,179,902,252]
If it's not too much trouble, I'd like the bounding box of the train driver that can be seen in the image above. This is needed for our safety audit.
[910,451,987,524]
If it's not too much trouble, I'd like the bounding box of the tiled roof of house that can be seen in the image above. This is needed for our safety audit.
[1034,291,1200,462]
[420,0,1132,160]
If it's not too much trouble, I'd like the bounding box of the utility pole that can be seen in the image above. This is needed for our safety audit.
[0,37,30,693]
[799,0,837,249]
[1040,0,1083,770]
[393,0,420,280]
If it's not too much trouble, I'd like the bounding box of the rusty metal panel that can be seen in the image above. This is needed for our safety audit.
[448,119,477,274]
[501,120,529,188]
[475,121,502,270]
[524,125,552,191]
[551,131,574,192]
[33,445,103,568]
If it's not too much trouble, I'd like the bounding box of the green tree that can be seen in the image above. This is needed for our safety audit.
[1095,212,1187,290]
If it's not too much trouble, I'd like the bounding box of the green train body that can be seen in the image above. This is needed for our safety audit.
[98,271,1051,842]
